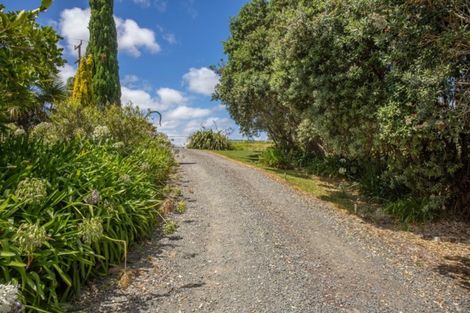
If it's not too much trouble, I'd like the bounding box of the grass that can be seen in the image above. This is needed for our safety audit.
[216,140,271,164]
[213,140,379,221]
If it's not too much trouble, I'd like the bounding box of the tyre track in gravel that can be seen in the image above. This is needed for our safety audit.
[77,149,469,313]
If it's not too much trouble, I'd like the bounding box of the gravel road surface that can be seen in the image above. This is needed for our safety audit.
[76,149,469,313]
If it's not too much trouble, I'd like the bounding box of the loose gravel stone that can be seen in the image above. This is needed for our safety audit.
[74,149,469,313]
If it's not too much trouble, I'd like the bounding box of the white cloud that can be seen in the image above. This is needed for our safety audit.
[157,88,188,108]
[121,86,161,111]
[183,67,219,96]
[115,17,160,57]
[158,116,239,146]
[202,117,233,130]
[156,25,177,45]
[59,7,160,58]
[59,8,90,54]
[166,106,211,120]
[121,85,187,111]
[58,63,76,83]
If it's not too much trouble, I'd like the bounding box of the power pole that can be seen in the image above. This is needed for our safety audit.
[74,40,83,64]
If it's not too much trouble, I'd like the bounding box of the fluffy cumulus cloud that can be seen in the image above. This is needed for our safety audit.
[115,17,160,57]
[121,85,187,111]
[157,88,188,108]
[120,84,235,145]
[121,86,160,110]
[59,8,90,54]
[166,106,211,120]
[183,67,219,96]
[59,8,160,57]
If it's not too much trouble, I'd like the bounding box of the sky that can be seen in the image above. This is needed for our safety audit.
[3,0,252,145]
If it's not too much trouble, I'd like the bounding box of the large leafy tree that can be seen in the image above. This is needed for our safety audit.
[218,0,470,217]
[0,1,64,127]
[214,0,302,151]
[272,0,389,158]
[87,0,121,107]
[376,0,470,214]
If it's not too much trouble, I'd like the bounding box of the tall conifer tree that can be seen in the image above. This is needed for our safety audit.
[87,0,121,106]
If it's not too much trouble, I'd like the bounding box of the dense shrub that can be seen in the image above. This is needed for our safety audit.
[0,109,173,312]
[216,0,470,220]
[51,102,158,149]
[0,1,64,128]
[187,129,233,150]
[258,147,291,169]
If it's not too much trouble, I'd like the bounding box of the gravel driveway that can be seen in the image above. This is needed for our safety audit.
[76,149,469,313]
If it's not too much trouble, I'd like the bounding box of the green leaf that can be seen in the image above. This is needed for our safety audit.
[52,264,72,287]
[0,251,16,257]
[14,10,27,24]
[40,0,53,11]
[7,260,27,267]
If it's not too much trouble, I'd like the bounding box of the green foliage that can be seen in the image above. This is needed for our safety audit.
[0,102,173,312]
[217,0,470,220]
[258,147,290,169]
[175,201,187,214]
[0,131,173,312]
[230,140,272,152]
[0,2,64,127]
[187,129,233,150]
[87,0,121,107]
[214,0,300,150]
[51,102,161,149]
[163,220,177,235]
[384,198,436,224]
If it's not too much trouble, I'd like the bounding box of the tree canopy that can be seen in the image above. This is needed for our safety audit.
[215,0,470,217]
[0,1,64,127]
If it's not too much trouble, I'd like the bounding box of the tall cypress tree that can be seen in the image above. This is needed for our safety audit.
[87,0,121,106]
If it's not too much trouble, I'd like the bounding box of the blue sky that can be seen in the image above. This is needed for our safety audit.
[3,0,251,144]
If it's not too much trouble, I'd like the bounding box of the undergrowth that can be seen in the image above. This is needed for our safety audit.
[0,104,174,312]
[187,129,232,151]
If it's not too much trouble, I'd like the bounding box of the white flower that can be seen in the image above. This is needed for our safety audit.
[338,167,347,175]
[13,223,47,255]
[30,122,59,145]
[0,283,22,313]
[13,128,26,137]
[78,218,103,244]
[15,178,48,206]
[85,190,101,205]
[140,162,151,172]
[120,174,131,184]
[92,126,111,141]
[112,141,125,149]
[73,128,86,139]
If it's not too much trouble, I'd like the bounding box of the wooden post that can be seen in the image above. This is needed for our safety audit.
[74,40,83,64]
